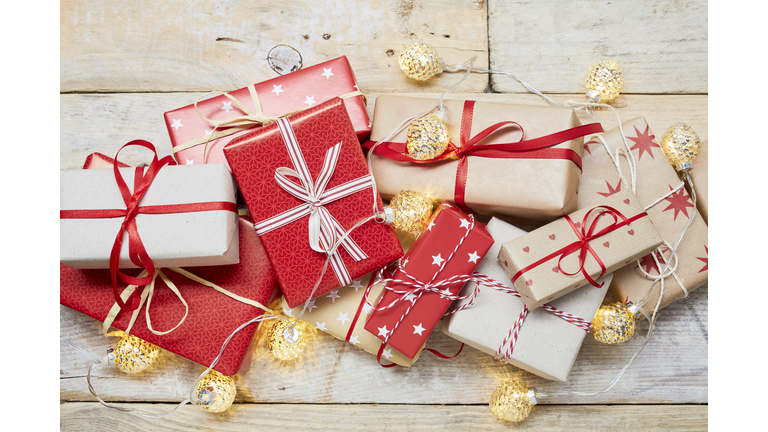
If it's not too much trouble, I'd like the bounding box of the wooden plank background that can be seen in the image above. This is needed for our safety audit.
[60,0,707,429]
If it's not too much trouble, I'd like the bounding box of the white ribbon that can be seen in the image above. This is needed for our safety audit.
[254,117,373,286]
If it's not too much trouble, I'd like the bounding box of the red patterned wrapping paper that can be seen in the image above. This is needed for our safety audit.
[224,97,403,308]
[61,216,281,376]
[165,56,370,171]
[364,202,494,359]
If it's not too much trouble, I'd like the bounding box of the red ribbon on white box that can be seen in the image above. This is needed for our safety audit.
[253,117,373,286]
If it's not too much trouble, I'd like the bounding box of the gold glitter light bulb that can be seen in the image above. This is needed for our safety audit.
[592,301,638,344]
[489,381,543,422]
[107,334,159,374]
[267,319,309,361]
[406,110,450,160]
[399,42,445,81]
[585,60,623,103]
[660,122,701,173]
[196,370,236,413]
[388,190,434,233]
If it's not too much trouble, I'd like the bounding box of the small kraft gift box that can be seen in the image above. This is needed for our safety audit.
[364,202,494,360]
[442,217,611,381]
[165,56,369,171]
[363,95,603,220]
[224,97,403,308]
[498,188,663,309]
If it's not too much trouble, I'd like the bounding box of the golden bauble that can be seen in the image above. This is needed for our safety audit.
[389,190,434,233]
[592,302,637,344]
[660,122,701,172]
[406,111,450,160]
[399,43,445,81]
[196,370,236,413]
[489,381,541,422]
[266,319,309,361]
[108,334,159,374]
[585,60,623,103]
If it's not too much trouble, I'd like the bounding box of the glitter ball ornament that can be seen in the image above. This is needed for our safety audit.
[585,60,623,103]
[660,122,701,172]
[406,111,450,160]
[107,334,159,374]
[266,319,309,361]
[489,381,542,422]
[592,301,638,344]
[388,190,434,233]
[399,42,445,81]
[196,370,236,413]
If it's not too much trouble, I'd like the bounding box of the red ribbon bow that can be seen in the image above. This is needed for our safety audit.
[60,140,238,312]
[512,205,648,288]
[363,100,604,213]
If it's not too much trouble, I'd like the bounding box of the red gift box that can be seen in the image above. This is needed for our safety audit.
[165,56,369,171]
[60,155,281,376]
[224,97,403,309]
[364,202,494,359]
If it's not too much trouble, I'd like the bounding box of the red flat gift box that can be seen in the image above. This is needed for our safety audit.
[224,97,403,309]
[364,202,494,359]
[165,56,370,171]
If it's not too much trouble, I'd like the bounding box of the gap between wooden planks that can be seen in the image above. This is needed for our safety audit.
[60,402,708,431]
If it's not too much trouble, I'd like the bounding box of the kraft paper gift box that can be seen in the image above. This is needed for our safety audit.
[578,118,708,311]
[442,217,611,381]
[60,153,239,269]
[282,271,423,367]
[364,202,494,360]
[688,140,708,224]
[224,97,403,309]
[165,56,369,171]
[364,95,603,220]
[498,188,663,309]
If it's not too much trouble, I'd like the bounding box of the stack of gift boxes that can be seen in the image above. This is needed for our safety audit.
[60,56,708,382]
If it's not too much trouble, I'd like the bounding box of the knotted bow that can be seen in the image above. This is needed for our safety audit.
[253,117,373,286]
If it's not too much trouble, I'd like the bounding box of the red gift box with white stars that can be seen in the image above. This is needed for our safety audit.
[364,202,494,360]
[164,56,369,172]
[577,117,708,312]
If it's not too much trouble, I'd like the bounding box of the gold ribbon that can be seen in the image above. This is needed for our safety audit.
[102,267,274,337]
[173,84,366,161]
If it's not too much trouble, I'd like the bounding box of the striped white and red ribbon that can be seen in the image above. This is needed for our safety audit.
[253,117,373,286]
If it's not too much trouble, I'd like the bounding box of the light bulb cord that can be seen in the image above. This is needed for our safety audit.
[442,64,561,108]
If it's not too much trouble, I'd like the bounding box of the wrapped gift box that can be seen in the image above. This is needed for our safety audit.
[224,97,403,308]
[165,56,369,171]
[578,118,708,311]
[688,140,708,224]
[442,218,610,381]
[364,202,494,359]
[61,161,239,269]
[282,271,423,367]
[499,188,663,309]
[364,95,603,220]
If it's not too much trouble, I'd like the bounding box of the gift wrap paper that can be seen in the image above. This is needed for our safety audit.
[499,189,663,309]
[368,95,586,220]
[60,163,239,269]
[282,272,422,367]
[578,118,708,311]
[224,98,403,308]
[165,56,369,171]
[688,140,708,224]
[442,218,610,381]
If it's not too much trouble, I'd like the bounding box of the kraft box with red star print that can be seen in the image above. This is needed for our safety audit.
[224,97,403,309]
[164,56,370,172]
[442,217,612,382]
[60,153,282,376]
[577,118,708,312]
[498,188,663,310]
[688,139,708,224]
[364,202,494,360]
[364,95,603,220]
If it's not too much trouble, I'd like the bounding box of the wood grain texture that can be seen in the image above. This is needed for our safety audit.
[60,0,489,93]
[59,92,708,170]
[60,402,708,431]
[488,0,708,94]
